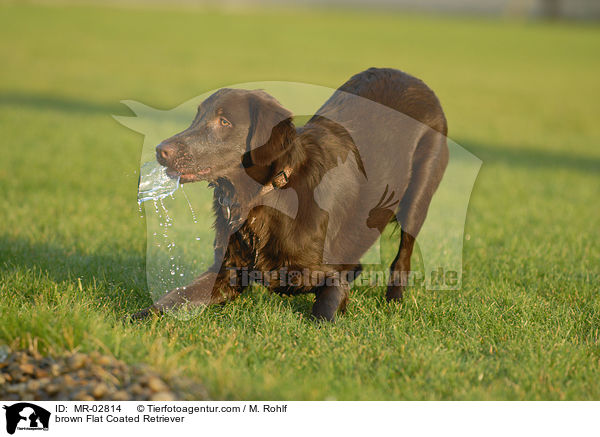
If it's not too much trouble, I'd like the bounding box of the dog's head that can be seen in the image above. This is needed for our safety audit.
[156,88,296,184]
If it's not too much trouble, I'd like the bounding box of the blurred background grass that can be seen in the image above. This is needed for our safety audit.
[0,1,599,399]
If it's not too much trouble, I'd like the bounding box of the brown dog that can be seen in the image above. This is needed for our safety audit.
[132,67,448,321]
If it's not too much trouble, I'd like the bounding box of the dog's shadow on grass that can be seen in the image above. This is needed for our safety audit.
[462,140,600,174]
[0,235,150,313]
[0,235,323,322]
[0,91,133,117]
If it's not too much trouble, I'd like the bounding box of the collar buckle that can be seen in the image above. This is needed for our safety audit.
[272,169,289,188]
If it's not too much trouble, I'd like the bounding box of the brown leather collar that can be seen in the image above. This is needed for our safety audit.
[213,166,293,227]
[259,165,293,196]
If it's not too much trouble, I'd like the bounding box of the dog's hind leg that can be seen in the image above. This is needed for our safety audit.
[387,130,448,301]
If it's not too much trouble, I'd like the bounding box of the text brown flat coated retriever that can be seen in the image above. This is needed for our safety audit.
[132,67,448,321]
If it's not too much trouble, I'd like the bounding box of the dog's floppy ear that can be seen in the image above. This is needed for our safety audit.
[244,91,295,167]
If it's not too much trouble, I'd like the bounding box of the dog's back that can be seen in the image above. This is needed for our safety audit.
[321,67,447,136]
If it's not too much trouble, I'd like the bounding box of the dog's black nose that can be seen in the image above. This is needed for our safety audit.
[156,142,177,164]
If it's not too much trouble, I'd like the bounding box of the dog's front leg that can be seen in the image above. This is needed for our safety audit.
[312,280,349,322]
[130,270,239,320]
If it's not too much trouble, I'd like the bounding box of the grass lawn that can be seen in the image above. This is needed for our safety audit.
[1,2,599,400]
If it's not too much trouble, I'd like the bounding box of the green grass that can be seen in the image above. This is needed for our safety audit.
[1,2,599,400]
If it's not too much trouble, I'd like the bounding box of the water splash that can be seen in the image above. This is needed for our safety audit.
[137,161,180,204]
[135,159,214,318]
[135,160,182,294]
[181,186,198,224]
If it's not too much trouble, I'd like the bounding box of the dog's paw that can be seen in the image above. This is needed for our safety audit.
[311,303,338,322]
[126,306,161,323]
[385,285,404,302]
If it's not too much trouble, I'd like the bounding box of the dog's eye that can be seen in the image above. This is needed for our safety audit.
[219,117,231,127]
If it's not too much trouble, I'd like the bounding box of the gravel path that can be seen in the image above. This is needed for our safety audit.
[0,346,208,401]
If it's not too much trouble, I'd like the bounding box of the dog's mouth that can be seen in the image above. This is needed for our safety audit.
[166,167,212,184]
